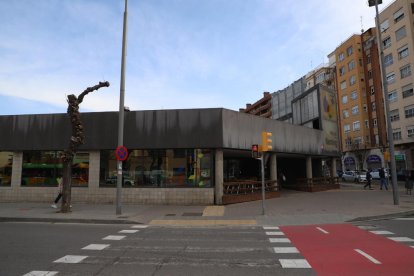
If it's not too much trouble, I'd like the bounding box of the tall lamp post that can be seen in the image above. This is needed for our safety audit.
[368,0,399,205]
[116,0,128,215]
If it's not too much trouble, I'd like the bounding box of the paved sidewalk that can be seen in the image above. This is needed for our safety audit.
[1,182,413,226]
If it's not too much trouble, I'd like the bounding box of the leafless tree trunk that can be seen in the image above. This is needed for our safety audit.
[60,81,110,213]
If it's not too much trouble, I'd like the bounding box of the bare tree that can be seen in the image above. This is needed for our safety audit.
[60,81,110,213]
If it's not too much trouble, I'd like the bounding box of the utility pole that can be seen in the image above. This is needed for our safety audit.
[369,0,399,204]
[116,0,128,215]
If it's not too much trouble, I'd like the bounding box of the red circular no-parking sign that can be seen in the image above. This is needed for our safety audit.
[115,146,128,161]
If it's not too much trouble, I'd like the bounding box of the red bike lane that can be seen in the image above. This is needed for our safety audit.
[280,224,414,276]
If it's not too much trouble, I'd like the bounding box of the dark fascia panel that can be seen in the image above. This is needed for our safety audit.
[0,108,224,151]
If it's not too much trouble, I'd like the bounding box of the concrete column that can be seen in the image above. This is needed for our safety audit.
[214,149,223,205]
[306,156,312,179]
[88,151,100,190]
[11,152,22,189]
[331,157,337,177]
[270,153,277,181]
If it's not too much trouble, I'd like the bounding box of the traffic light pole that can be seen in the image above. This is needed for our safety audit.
[261,153,265,215]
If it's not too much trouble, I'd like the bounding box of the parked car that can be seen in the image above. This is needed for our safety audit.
[358,170,368,182]
[370,168,389,180]
[336,170,344,177]
[341,171,358,182]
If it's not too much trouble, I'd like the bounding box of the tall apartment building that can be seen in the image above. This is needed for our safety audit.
[333,34,375,170]
[239,91,272,118]
[378,0,414,171]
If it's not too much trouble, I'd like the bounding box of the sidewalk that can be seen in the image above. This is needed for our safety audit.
[1,182,413,226]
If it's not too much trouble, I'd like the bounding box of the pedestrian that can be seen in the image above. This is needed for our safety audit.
[51,175,63,208]
[379,167,388,190]
[364,169,373,190]
[405,170,413,195]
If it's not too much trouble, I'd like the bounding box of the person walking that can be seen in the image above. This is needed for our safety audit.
[379,167,388,190]
[51,175,63,208]
[364,169,373,190]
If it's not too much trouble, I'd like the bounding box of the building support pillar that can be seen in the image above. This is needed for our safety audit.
[214,149,223,205]
[331,157,337,177]
[306,156,313,179]
[270,153,277,187]
[11,152,22,189]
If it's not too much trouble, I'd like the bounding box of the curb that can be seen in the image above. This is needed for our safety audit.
[347,209,414,223]
[0,217,140,225]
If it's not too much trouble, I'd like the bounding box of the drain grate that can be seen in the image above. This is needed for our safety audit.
[182,212,203,216]
[165,214,176,216]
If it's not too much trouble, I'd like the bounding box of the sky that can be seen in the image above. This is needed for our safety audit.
[0,0,395,115]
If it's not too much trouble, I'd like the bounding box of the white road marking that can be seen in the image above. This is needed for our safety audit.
[266,231,284,236]
[269,238,291,243]
[119,229,139,234]
[82,244,110,250]
[370,230,394,235]
[103,235,126,240]
[131,225,148,228]
[263,226,279,230]
[279,259,311,268]
[53,255,88,263]
[357,225,376,230]
[354,249,381,264]
[411,246,414,248]
[23,271,58,276]
[394,218,414,220]
[316,227,329,234]
[273,247,299,253]
[388,237,414,242]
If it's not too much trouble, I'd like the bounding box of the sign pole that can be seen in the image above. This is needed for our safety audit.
[261,153,265,215]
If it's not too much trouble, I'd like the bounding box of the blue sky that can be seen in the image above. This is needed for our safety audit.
[0,0,394,115]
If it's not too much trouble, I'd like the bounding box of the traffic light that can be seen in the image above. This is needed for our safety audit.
[251,144,260,158]
[261,131,272,152]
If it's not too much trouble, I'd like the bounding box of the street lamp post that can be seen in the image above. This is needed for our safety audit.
[369,0,399,205]
[116,0,128,215]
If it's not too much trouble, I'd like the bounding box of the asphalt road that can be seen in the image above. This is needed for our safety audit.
[1,218,413,276]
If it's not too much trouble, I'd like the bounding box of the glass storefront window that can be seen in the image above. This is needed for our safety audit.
[0,151,13,187]
[22,151,89,187]
[99,149,213,188]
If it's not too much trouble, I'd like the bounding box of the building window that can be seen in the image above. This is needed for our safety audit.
[365,120,369,128]
[384,53,393,67]
[347,46,353,56]
[400,64,411,78]
[353,121,361,131]
[373,118,378,127]
[393,129,402,140]
[368,70,373,79]
[402,84,414,98]
[339,66,346,76]
[386,72,395,84]
[22,151,89,187]
[398,45,409,59]
[100,149,213,188]
[339,52,345,61]
[352,106,359,115]
[367,54,371,64]
[407,126,414,137]
[315,72,325,83]
[342,95,348,104]
[363,104,368,112]
[372,102,376,111]
[354,137,362,145]
[388,90,397,102]
[349,75,356,86]
[351,91,358,100]
[345,138,352,147]
[370,86,375,95]
[343,110,349,118]
[0,151,12,187]
[348,60,355,71]
[383,36,391,48]
[380,19,389,32]
[404,104,414,118]
[394,8,404,23]
[390,109,400,122]
[396,26,407,41]
[344,124,350,133]
[340,81,347,90]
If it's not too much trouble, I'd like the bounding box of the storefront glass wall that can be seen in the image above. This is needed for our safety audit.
[99,149,213,188]
[0,151,12,187]
[22,151,89,187]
